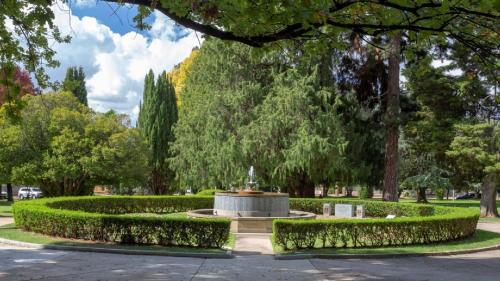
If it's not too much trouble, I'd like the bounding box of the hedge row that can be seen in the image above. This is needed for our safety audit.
[13,196,229,248]
[46,196,214,214]
[290,198,435,217]
[274,204,479,250]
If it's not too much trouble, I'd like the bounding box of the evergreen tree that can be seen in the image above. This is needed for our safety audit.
[138,70,178,195]
[63,66,88,106]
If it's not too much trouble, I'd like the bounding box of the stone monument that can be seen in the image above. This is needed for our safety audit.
[335,204,354,218]
[356,205,365,218]
[323,203,332,216]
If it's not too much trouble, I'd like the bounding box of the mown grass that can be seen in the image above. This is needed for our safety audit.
[273,229,500,255]
[0,200,13,217]
[0,223,234,254]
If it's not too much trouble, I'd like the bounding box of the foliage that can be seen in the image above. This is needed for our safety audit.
[167,48,199,106]
[0,1,69,90]
[170,39,349,196]
[196,189,226,196]
[13,196,230,248]
[138,70,178,195]
[0,92,148,196]
[62,66,88,106]
[274,203,478,250]
[289,198,435,217]
[446,123,499,182]
[358,186,373,199]
[0,66,35,105]
[447,122,499,217]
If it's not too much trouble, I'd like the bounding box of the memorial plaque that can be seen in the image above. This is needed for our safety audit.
[335,204,354,218]
[323,203,332,216]
[356,205,365,218]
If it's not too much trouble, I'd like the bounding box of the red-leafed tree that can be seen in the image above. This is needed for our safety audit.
[0,65,36,106]
[0,65,36,202]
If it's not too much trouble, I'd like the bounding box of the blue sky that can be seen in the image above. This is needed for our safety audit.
[47,1,199,122]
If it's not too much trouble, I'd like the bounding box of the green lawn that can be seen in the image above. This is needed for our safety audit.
[0,200,13,217]
[0,224,234,254]
[402,198,500,223]
[273,229,500,255]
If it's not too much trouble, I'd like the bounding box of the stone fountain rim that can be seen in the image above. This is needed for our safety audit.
[214,192,289,198]
[187,209,316,221]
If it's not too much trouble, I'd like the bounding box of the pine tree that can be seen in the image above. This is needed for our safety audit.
[138,70,178,194]
[63,66,88,106]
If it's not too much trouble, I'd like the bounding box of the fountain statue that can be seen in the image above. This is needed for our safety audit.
[245,166,257,191]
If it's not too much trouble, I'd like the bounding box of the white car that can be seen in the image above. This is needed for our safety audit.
[18,187,43,199]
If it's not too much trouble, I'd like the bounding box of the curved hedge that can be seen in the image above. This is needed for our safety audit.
[13,196,229,248]
[276,199,479,250]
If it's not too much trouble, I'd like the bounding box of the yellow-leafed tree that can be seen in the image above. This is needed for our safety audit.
[167,48,199,106]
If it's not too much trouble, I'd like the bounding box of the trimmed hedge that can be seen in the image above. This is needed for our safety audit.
[290,198,435,217]
[196,189,226,196]
[275,199,479,250]
[13,196,229,248]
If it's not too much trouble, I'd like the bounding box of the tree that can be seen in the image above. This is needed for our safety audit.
[447,123,499,217]
[63,66,88,106]
[0,92,148,196]
[170,39,349,196]
[138,70,178,195]
[167,48,199,106]
[0,65,36,201]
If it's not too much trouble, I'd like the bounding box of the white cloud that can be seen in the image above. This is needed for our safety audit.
[72,0,96,8]
[48,4,200,123]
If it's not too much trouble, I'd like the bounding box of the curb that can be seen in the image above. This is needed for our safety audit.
[0,238,233,259]
[274,244,500,260]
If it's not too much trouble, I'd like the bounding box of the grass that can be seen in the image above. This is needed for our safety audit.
[402,199,500,223]
[0,200,13,217]
[273,229,500,255]
[334,197,500,222]
[0,223,234,254]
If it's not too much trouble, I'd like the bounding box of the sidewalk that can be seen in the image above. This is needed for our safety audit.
[233,233,274,255]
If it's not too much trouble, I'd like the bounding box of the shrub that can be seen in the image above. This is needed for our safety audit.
[358,186,373,199]
[289,198,435,217]
[13,196,230,248]
[196,189,226,196]
[274,201,479,250]
[435,188,445,200]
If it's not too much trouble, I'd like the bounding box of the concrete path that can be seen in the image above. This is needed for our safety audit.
[1,219,500,280]
[1,245,500,280]
[0,217,13,226]
[233,233,273,255]
[478,222,500,233]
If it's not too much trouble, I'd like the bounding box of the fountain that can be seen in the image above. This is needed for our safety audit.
[188,166,315,233]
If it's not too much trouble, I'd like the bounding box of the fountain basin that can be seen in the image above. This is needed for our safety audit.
[214,192,289,217]
[187,209,316,233]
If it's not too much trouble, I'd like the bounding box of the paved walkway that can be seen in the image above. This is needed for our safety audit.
[478,221,500,233]
[233,233,273,255]
[0,217,13,226]
[1,219,500,280]
[1,245,500,281]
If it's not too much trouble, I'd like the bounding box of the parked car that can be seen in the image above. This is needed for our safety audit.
[18,187,43,199]
[456,192,481,199]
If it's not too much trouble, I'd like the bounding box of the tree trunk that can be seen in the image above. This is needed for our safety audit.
[382,32,402,202]
[480,173,499,217]
[6,183,13,202]
[417,187,428,203]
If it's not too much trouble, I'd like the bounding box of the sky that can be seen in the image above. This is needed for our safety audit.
[47,0,200,123]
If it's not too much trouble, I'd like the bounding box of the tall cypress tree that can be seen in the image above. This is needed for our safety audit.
[63,66,88,106]
[138,70,178,194]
